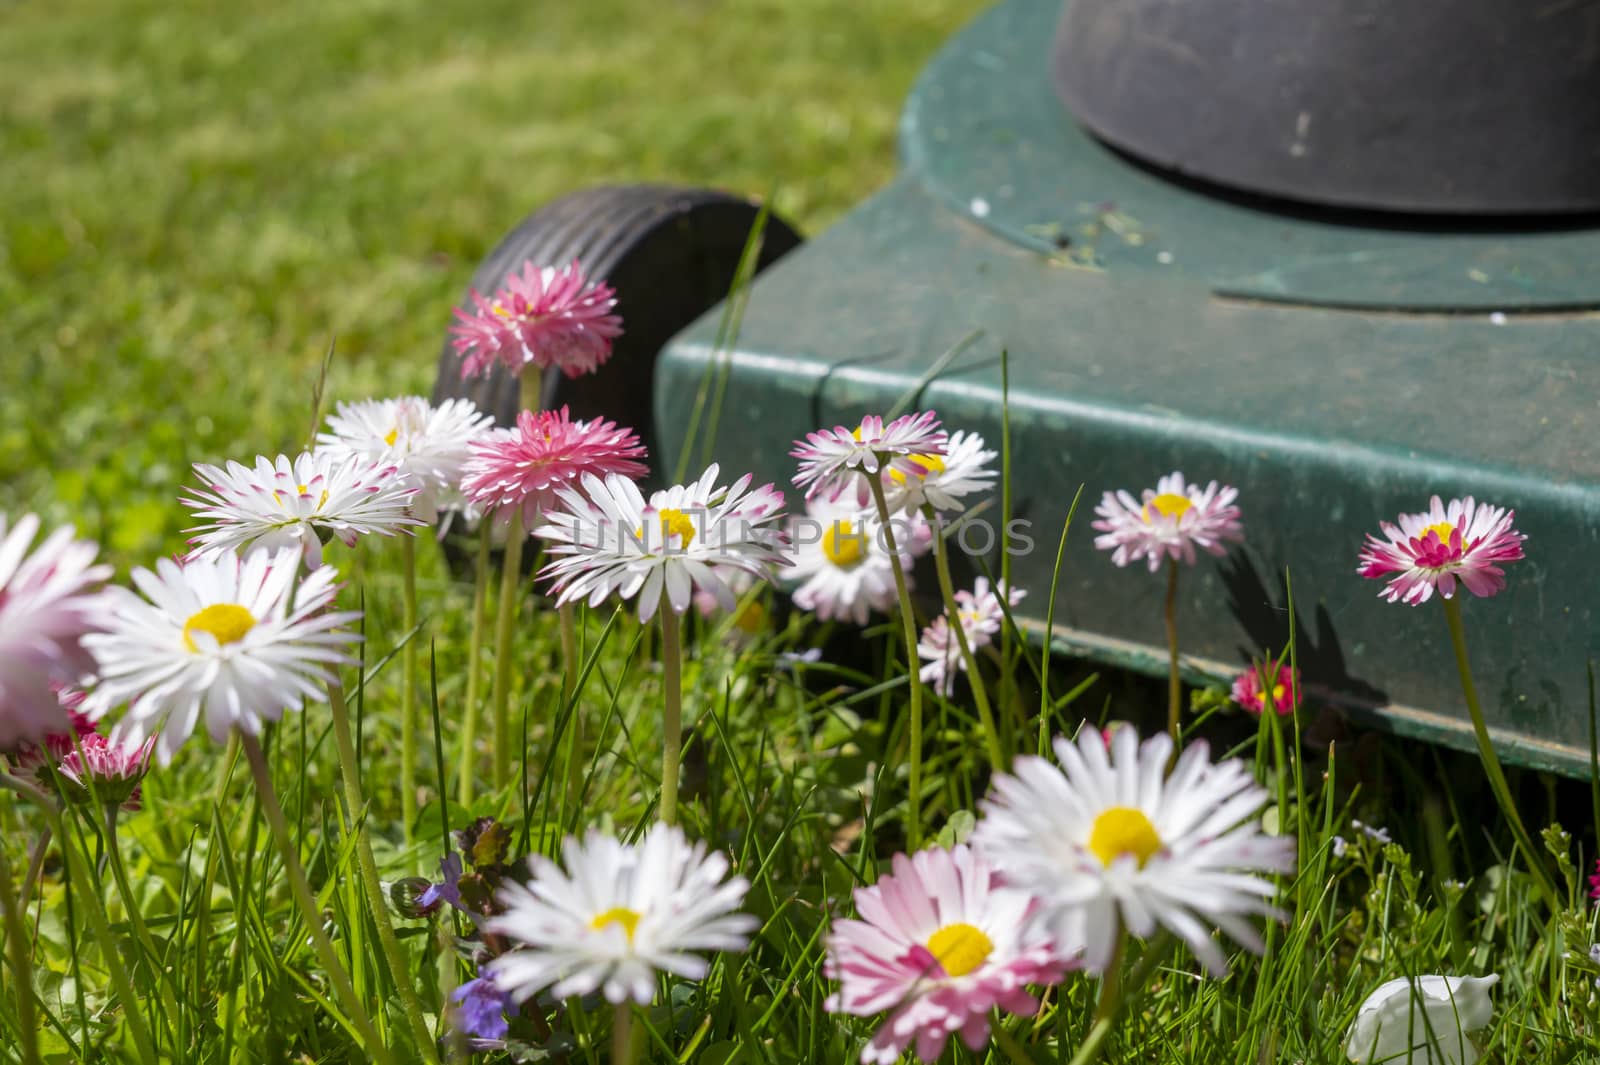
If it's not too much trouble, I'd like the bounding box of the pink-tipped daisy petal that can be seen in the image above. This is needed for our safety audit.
[1092,471,1243,573]
[0,514,111,750]
[1357,495,1525,606]
[791,412,948,501]
[183,451,423,568]
[824,844,1075,1064]
[450,260,623,380]
[317,395,495,523]
[918,578,1025,697]
[460,406,648,530]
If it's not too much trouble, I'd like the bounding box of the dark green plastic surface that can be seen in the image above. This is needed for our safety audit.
[655,0,1600,776]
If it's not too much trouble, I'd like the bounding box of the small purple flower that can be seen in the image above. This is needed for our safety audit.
[452,975,515,1043]
[419,852,464,915]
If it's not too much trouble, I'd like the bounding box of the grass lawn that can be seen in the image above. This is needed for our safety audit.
[0,0,989,563]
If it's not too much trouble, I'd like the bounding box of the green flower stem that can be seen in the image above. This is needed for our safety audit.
[922,504,1005,772]
[399,532,419,846]
[0,833,42,1065]
[559,601,583,800]
[19,825,50,915]
[458,522,492,807]
[559,601,579,703]
[1093,920,1125,1025]
[1164,558,1181,743]
[992,1023,1038,1065]
[866,474,925,849]
[326,680,441,1062]
[236,735,396,1065]
[659,602,683,825]
[611,1002,635,1065]
[440,918,468,1064]
[1065,932,1173,1065]
[490,508,526,790]
[1439,596,1562,910]
[101,802,185,1040]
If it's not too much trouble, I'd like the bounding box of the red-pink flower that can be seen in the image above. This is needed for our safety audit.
[1231,662,1299,716]
[460,407,648,529]
[824,844,1073,1064]
[54,732,153,811]
[1589,858,1599,900]
[16,688,151,811]
[450,260,623,380]
[1358,496,1525,606]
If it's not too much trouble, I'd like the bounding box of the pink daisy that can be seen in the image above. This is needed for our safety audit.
[1231,661,1299,716]
[917,578,1025,697]
[15,688,152,811]
[50,732,153,812]
[1589,858,1599,900]
[1092,471,1244,572]
[824,844,1073,1064]
[1357,496,1525,606]
[0,513,111,751]
[450,260,623,380]
[791,412,948,501]
[460,407,649,530]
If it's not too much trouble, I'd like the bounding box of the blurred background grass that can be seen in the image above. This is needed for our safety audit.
[0,0,990,566]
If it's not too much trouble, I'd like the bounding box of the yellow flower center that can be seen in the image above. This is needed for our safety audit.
[274,484,329,510]
[822,521,866,569]
[182,603,257,653]
[635,508,696,548]
[384,427,399,446]
[1271,683,1285,704]
[1142,493,1192,523]
[1422,520,1456,544]
[925,922,994,978]
[590,906,642,943]
[888,453,947,485]
[1087,806,1163,868]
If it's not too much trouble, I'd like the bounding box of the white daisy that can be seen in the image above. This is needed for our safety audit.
[534,464,787,622]
[486,824,757,1006]
[1091,471,1244,573]
[0,514,111,749]
[316,395,495,522]
[785,493,927,626]
[82,550,360,764]
[917,577,1024,697]
[791,411,947,501]
[881,429,997,515]
[183,451,423,568]
[973,725,1295,976]
[1344,974,1498,1065]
